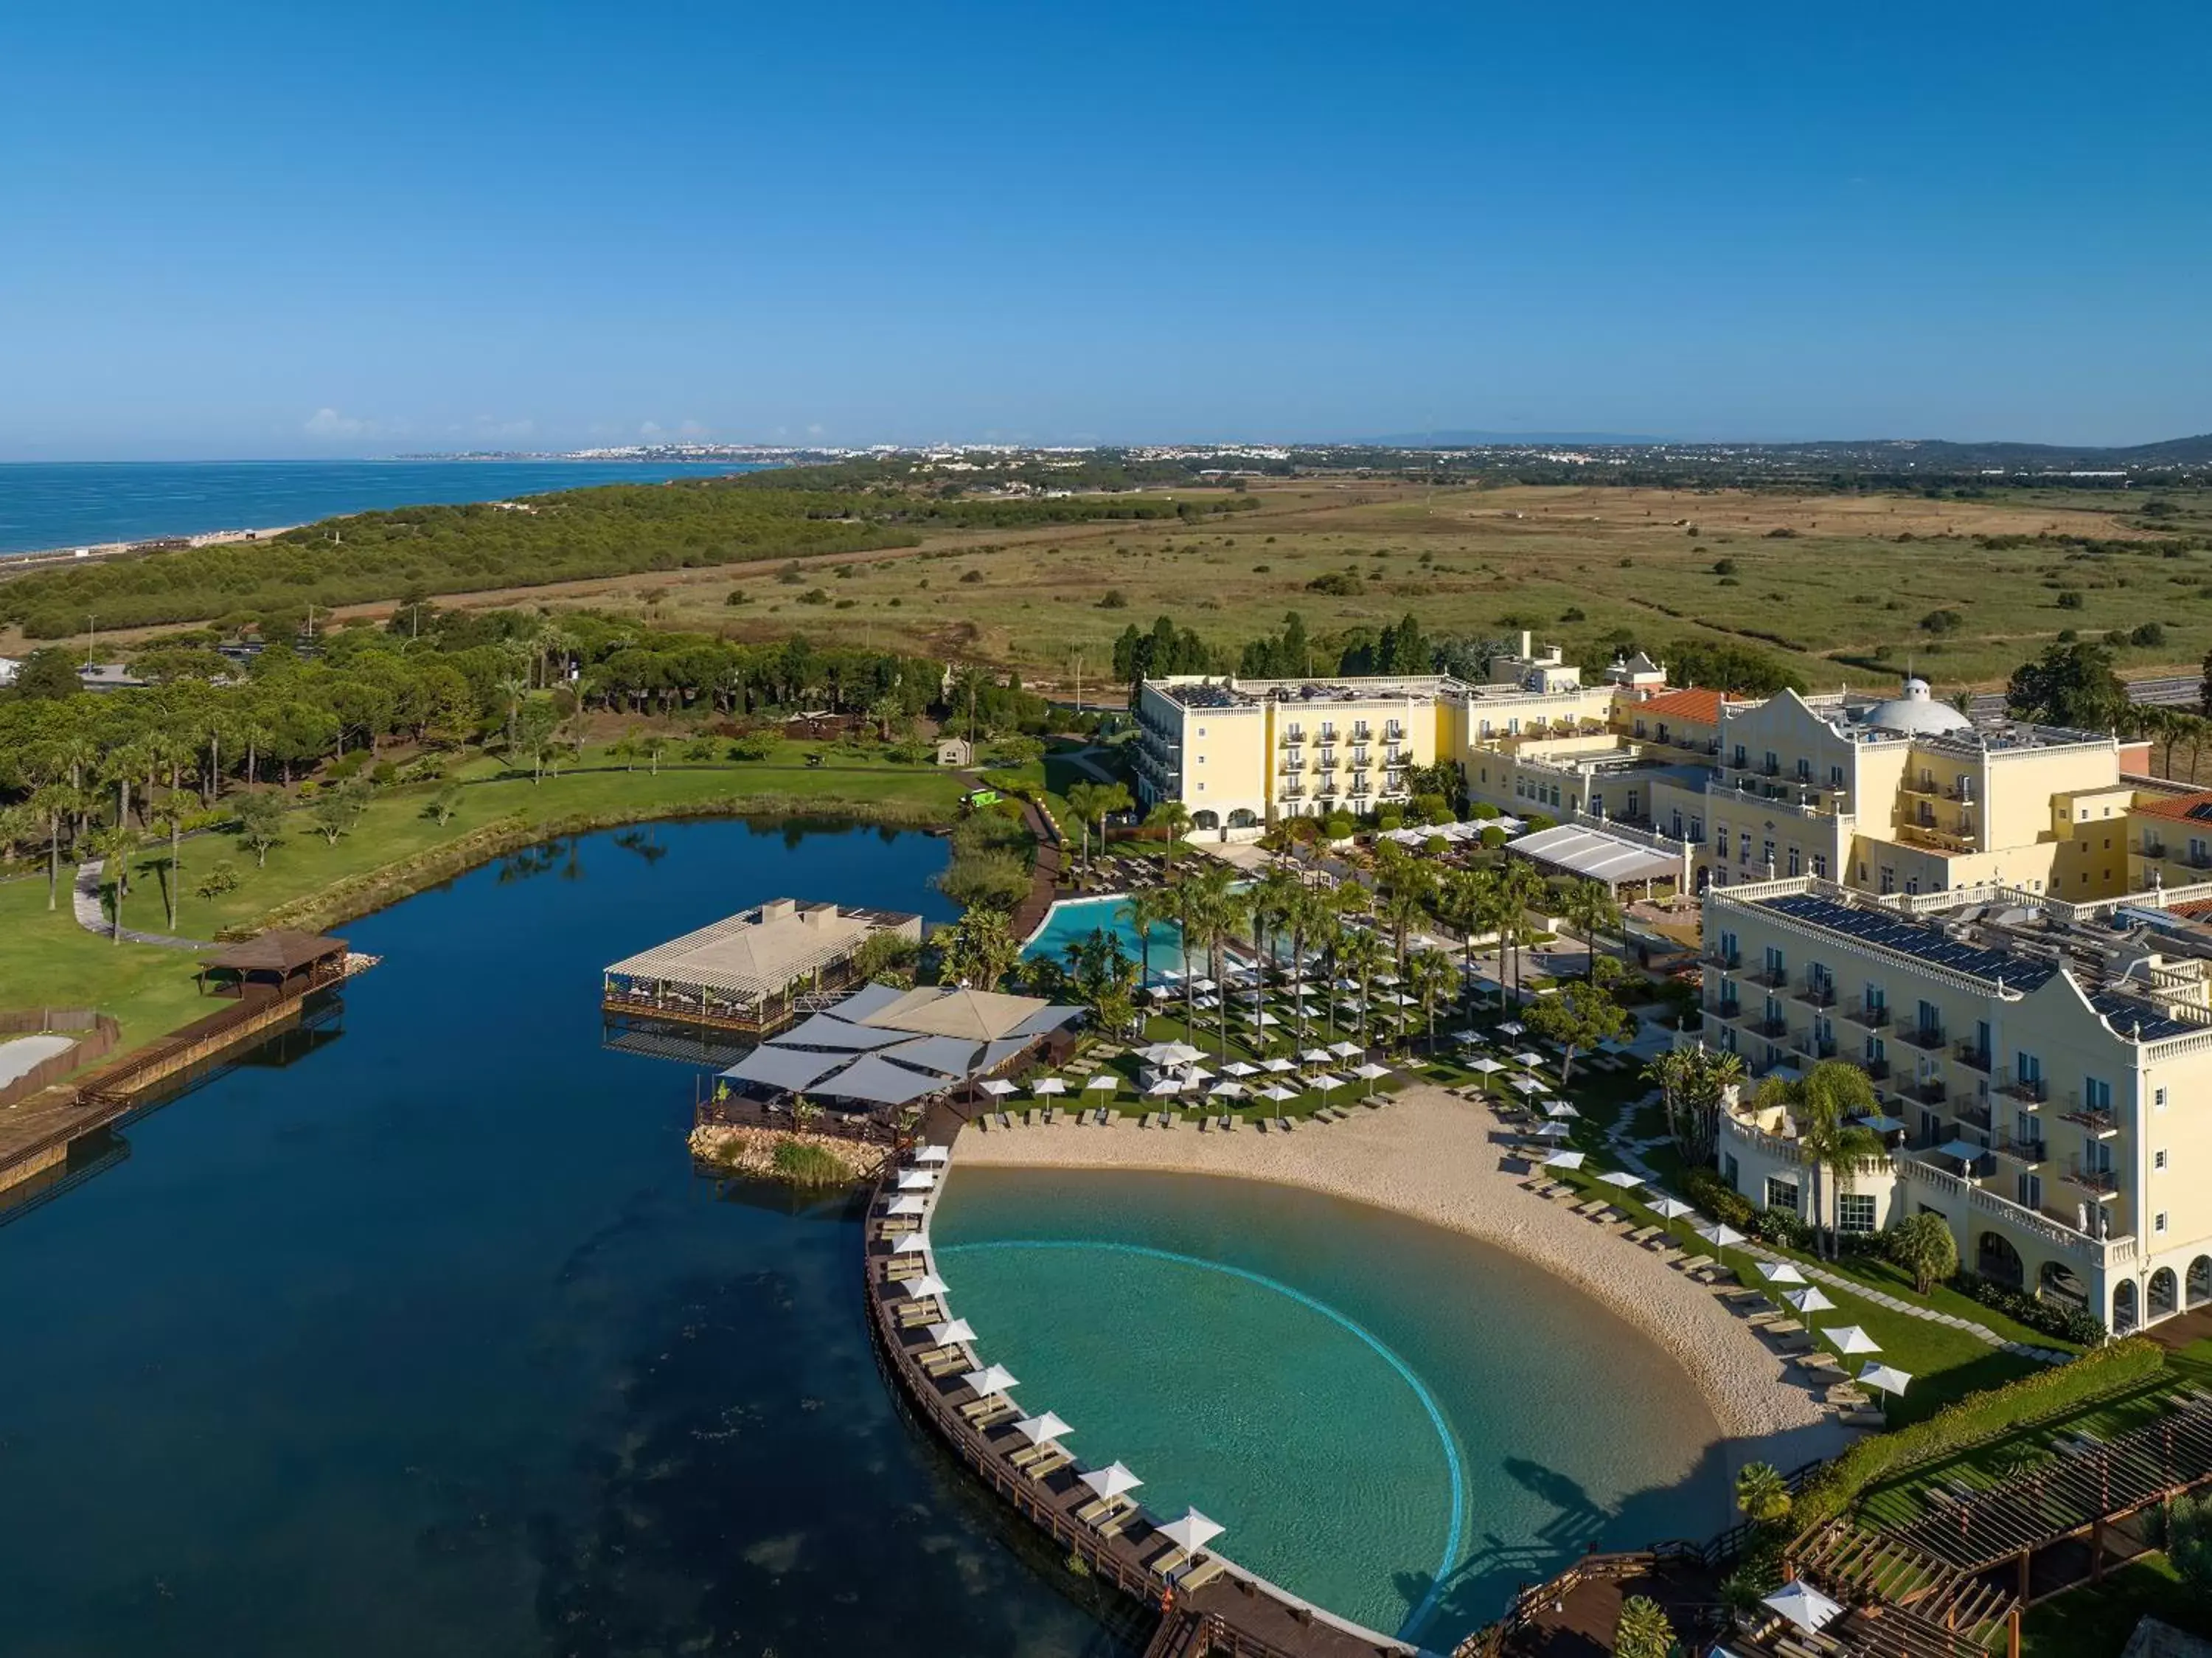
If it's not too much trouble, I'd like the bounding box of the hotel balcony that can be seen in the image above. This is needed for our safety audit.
[2059,1105,2120,1140]
[1279,785,1307,800]
[1707,998,1744,1022]
[1861,1057,1891,1082]
[2061,1159,2121,1198]
[1897,1024,1947,1051]
[1953,1042,1993,1075]
[1843,999,1891,1030]
[1951,1099,1992,1132]
[1792,978,1837,1009]
[1749,1015,1791,1039]
[1744,963,1788,990]
[1991,1134,2048,1167]
[1901,1078,1948,1107]
[1898,821,1977,855]
[1791,1033,1838,1063]
[1902,775,1940,797]
[1702,948,1742,971]
[1998,1073,2048,1106]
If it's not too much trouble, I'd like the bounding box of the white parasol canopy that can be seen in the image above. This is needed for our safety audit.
[903,1272,950,1298]
[1259,1084,1299,1103]
[1353,1061,1391,1081]
[1697,1222,1747,1248]
[1139,1041,1204,1068]
[1763,1580,1845,1634]
[1498,1020,1526,1036]
[1860,1362,1913,1398]
[1222,1061,1259,1078]
[1469,1057,1507,1075]
[894,1231,932,1255]
[1599,1170,1644,1190]
[1512,1077,1551,1096]
[1511,1050,1545,1067]
[1146,1076,1189,1097]
[886,1194,930,1217]
[1759,1261,1806,1285]
[1012,1410,1073,1446]
[1209,1081,1248,1099]
[1032,1077,1068,1096]
[1543,1150,1586,1170]
[981,1078,1018,1097]
[927,1317,976,1347]
[1650,1196,1696,1220]
[1544,1100,1579,1118]
[897,1169,938,1190]
[1300,1047,1333,1065]
[914,1144,952,1164]
[1085,1074,1119,1093]
[1329,1040,1363,1058]
[1307,1073,1346,1093]
[1786,1286,1836,1315]
[1262,1056,1297,1074]
[1823,1325,1882,1356]
[1079,1462,1143,1500]
[961,1364,1020,1398]
[1533,1120,1573,1140]
[1156,1508,1225,1555]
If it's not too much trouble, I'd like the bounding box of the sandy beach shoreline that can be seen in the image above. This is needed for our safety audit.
[956,1085,1855,1474]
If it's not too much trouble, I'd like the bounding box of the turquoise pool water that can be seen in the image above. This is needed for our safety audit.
[933,1168,1728,1648]
[1023,895,1186,981]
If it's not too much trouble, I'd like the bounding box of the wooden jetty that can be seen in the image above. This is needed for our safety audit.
[861,1163,1413,1658]
[0,931,362,1196]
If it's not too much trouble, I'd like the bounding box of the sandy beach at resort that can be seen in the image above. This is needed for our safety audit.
[956,1084,1857,1471]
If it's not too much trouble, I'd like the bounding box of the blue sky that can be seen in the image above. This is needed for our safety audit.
[2,1,2207,457]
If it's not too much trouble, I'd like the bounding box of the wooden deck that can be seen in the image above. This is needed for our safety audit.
[862,1168,1411,1658]
[1456,1549,1726,1658]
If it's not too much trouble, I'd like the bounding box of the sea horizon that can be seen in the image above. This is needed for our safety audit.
[0,457,762,559]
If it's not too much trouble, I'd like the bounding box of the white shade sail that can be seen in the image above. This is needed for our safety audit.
[1763,1581,1845,1634]
[1823,1325,1881,1355]
[961,1364,1020,1397]
[927,1318,976,1346]
[1543,1150,1587,1169]
[1079,1462,1143,1499]
[1156,1508,1225,1555]
[1860,1362,1913,1397]
[914,1144,952,1164]
[1012,1409,1072,1445]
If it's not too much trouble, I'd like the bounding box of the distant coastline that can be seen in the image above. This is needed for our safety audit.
[0,457,760,560]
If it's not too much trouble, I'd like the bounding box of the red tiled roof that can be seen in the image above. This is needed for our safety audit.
[1634,687,1728,724]
[2135,791,2212,822]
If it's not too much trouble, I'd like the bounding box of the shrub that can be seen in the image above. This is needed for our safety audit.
[1097,589,1128,609]
[771,1140,852,1187]
[2132,620,2167,647]
[1614,1596,1674,1658]
[1684,1165,1756,1229]
[2056,589,2085,610]
[1479,826,1507,850]
[1792,1338,2167,1529]
[2171,1491,2212,1597]
[1523,813,1557,832]
[1952,1271,2106,1345]
[1753,1205,1815,1250]
[195,859,241,901]
[959,569,984,584]
[1306,571,1363,596]
[1469,801,1499,819]
[1921,608,1964,635]
[725,588,750,606]
[776,561,804,584]
[1712,558,1739,575]
[1889,1212,1959,1294]
[798,588,830,605]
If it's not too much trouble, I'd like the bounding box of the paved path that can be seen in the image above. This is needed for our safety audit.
[1593,1078,2074,1367]
[71,860,214,951]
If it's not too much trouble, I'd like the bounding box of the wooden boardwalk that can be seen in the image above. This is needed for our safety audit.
[1458,1548,1726,1658]
[862,1166,1411,1658]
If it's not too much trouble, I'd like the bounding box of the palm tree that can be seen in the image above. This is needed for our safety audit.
[1123,887,1175,993]
[1338,925,1388,1050]
[1308,892,1348,1041]
[1173,864,1237,1036]
[1203,883,1252,1062]
[942,908,1020,991]
[496,676,530,755]
[1756,1058,1884,1259]
[147,793,196,930]
[1558,877,1620,983]
[104,740,152,831]
[90,823,136,944]
[1249,867,1300,980]
[1405,947,1462,1053]
[31,780,72,911]
[1065,781,1105,875]
[237,717,274,790]
[1495,859,1548,1007]
[1642,1044,1745,1168]
[1144,798,1192,879]
[1734,1461,1793,1524]
[1377,873,1433,977]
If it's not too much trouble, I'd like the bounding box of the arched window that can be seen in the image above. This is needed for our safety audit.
[2149,1267,2178,1321]
[2189,1256,2212,1309]
[1976,1232,2025,1288]
[2039,1260,2085,1311]
[2112,1279,2140,1336]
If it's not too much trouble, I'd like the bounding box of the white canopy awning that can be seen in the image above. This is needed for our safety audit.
[1510,822,1683,887]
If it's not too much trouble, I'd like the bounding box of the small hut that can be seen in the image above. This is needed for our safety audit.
[196,931,350,999]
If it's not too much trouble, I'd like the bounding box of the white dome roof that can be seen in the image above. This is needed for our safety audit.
[1859,678,1974,738]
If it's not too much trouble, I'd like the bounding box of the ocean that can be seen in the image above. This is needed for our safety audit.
[0,459,765,558]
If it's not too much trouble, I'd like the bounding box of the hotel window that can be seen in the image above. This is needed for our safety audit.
[2156,1087,2168,1111]
[1811,853,1829,878]
[1713,821,1728,850]
[1838,1193,1877,1234]
[1764,1176,1801,1214]
[1829,764,1845,786]
[1739,832,1752,861]
[1787,847,1801,877]
[1879,866,1896,893]
[1796,758,1812,780]
[2157,1213,2170,1235]
[1761,838,1775,870]
[1196,726,1206,736]
[2154,1149,2168,1170]
[1689,816,1704,842]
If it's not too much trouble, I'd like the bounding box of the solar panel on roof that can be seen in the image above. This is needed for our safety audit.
[2186,802,2212,822]
[1761,893,2056,990]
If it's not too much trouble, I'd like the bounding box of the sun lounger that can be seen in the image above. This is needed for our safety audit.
[1147,1544,1190,1578]
[996,1111,1012,1129]
[1625,1226,1660,1246]
[1792,1352,1845,1376]
[1074,1494,1129,1527]
[1097,1506,1135,1540]
[1178,1557,1227,1592]
[1023,1447,1073,1480]
[1837,1406,1886,1429]
[1672,1252,1713,1273]
[1276,1116,1294,1132]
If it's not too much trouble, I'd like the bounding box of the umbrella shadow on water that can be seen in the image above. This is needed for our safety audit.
[1390,1443,1745,1648]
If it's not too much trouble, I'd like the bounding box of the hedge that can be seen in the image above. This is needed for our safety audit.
[1953,1269,2107,1347]
[1792,1336,2167,1529]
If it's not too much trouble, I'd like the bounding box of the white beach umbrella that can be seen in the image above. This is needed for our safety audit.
[1222,1061,1259,1078]
[1544,1100,1579,1118]
[927,1318,976,1347]
[894,1231,932,1255]
[1697,1222,1747,1249]
[1759,1261,1807,1286]
[1533,1120,1573,1140]
[1147,985,1175,1001]
[1139,1041,1204,1068]
[1190,977,1217,994]
[961,1364,1020,1398]
[1146,1075,1189,1097]
[1599,1170,1644,1190]
[1512,1077,1551,1096]
[1012,1410,1072,1446]
[1498,1020,1526,1036]
[1469,1057,1507,1075]
[1079,1462,1143,1500]
[1259,1084,1299,1103]
[1455,1030,1485,1046]
[887,1194,930,1216]
[1763,1581,1846,1635]
[1032,1077,1068,1097]
[1183,1067,1213,1084]
[1511,1050,1545,1067]
[1209,1081,1248,1099]
[1248,1011,1281,1027]
[914,1144,952,1164]
[1156,1508,1225,1555]
[1300,1047,1333,1066]
[1824,1325,1882,1356]
[1263,1057,1297,1074]
[897,1169,938,1190]
[1374,972,1401,987]
[1860,1362,1913,1398]
[1329,1040,1363,1058]
[1543,1150,1586,1170]
[1786,1286,1836,1316]
[1649,1196,1696,1220]
[1308,1072,1346,1094]
[1085,1074,1119,1094]
[903,1272,950,1299]
[1353,1061,1391,1081]
[981,1078,1018,1098]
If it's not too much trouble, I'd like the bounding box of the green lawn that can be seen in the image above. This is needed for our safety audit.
[1,741,964,1060]
[2022,1555,2212,1658]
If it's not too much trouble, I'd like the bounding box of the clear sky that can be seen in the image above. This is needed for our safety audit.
[3,0,2208,458]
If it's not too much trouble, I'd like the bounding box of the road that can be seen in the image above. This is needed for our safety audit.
[1966,674,2202,721]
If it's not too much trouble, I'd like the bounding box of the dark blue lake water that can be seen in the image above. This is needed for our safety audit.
[0,820,1130,1658]
[0,459,762,556]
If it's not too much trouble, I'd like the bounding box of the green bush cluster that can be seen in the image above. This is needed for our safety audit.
[1792,1337,2167,1529]
[1952,1270,2107,1347]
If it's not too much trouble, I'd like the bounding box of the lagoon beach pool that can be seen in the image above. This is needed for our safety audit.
[932,1166,1731,1648]
[1022,893,1187,982]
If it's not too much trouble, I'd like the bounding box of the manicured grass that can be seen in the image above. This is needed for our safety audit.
[1,742,964,1060]
[2021,1555,2212,1658]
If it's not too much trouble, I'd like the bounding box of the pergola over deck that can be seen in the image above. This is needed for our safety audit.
[196,930,349,999]
[603,899,922,1036]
